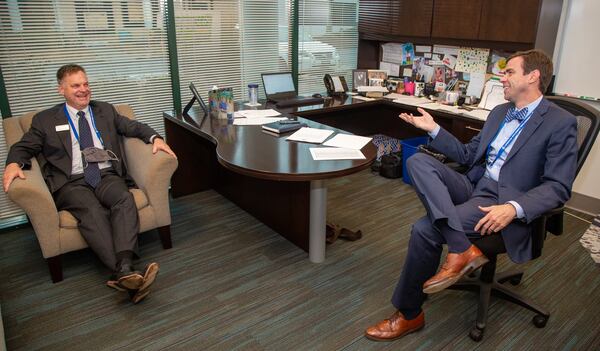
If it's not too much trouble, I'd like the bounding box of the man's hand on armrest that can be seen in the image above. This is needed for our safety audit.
[3,162,26,193]
[474,204,517,235]
[399,107,440,134]
[151,137,177,159]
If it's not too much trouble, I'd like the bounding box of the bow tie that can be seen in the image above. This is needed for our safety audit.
[504,106,529,123]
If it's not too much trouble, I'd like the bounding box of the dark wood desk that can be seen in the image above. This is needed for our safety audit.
[163,96,485,262]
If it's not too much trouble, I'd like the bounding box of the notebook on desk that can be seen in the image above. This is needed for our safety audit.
[261,72,324,107]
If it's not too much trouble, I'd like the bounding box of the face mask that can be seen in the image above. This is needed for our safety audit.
[81,147,118,166]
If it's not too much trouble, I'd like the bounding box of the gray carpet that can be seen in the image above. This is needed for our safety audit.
[1,169,599,350]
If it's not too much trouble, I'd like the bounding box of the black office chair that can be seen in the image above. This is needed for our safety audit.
[447,96,600,342]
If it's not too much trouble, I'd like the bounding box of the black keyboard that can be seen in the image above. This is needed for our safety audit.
[275,96,324,108]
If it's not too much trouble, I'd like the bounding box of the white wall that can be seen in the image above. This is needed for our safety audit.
[554,0,600,201]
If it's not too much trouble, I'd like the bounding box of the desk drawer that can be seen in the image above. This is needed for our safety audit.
[453,119,483,143]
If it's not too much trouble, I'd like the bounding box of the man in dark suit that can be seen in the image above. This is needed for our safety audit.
[3,64,177,303]
[365,50,578,341]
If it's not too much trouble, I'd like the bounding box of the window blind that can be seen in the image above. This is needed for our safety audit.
[297,0,359,95]
[175,0,289,105]
[0,0,173,220]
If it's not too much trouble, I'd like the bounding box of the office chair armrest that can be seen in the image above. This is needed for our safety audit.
[124,138,178,226]
[6,159,61,258]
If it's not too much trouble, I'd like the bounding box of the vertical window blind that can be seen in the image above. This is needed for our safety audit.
[175,0,289,104]
[0,0,173,221]
[297,0,358,95]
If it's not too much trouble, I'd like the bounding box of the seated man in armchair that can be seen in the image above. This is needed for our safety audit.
[3,64,177,303]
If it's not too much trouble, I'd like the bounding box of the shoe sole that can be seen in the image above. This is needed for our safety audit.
[364,324,424,342]
[106,280,126,292]
[423,256,489,294]
[131,289,151,304]
[118,273,144,290]
[139,262,159,291]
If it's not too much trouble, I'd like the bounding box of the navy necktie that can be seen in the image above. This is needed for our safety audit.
[504,106,529,123]
[77,111,101,187]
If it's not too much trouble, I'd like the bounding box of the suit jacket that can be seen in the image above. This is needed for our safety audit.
[6,100,159,193]
[429,98,578,263]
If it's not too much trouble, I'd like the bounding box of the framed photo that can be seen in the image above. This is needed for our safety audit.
[352,69,368,89]
[367,69,388,81]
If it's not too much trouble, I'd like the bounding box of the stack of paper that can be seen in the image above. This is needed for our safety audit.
[234,109,281,118]
[286,127,334,144]
[309,148,366,161]
[392,96,434,107]
[233,117,286,125]
[323,133,372,150]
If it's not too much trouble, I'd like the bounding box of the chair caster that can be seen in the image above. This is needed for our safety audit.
[532,314,549,328]
[509,273,523,286]
[469,327,484,342]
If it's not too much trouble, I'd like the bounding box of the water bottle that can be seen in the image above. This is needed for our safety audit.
[248,84,259,105]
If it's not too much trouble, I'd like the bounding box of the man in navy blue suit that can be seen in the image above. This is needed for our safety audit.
[365,50,578,341]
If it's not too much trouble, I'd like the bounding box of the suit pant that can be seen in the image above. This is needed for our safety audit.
[391,153,504,319]
[53,170,139,271]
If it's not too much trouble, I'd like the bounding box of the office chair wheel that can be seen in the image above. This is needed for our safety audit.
[532,314,549,328]
[469,327,484,342]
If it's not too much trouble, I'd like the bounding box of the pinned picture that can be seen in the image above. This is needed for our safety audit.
[401,43,415,65]
[367,69,388,81]
[433,65,446,83]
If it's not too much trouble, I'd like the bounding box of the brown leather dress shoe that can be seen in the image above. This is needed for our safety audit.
[423,244,489,294]
[365,311,425,341]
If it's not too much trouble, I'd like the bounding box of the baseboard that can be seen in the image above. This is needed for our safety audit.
[566,192,600,216]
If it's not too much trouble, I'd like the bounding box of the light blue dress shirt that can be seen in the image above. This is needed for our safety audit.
[428,95,543,219]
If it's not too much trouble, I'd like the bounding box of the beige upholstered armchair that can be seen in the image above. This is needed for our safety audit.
[3,104,178,283]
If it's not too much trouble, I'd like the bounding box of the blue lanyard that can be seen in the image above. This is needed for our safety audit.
[63,104,104,148]
[486,113,532,168]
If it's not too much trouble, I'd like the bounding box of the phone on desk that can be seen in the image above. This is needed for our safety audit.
[323,74,348,96]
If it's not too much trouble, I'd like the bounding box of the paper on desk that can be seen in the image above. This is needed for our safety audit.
[461,109,490,121]
[310,147,366,161]
[235,109,281,118]
[323,133,372,150]
[357,86,389,93]
[287,127,334,144]
[352,95,376,101]
[466,72,486,98]
[392,96,434,107]
[233,117,286,125]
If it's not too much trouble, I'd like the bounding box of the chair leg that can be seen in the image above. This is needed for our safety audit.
[490,282,550,317]
[158,225,172,249]
[46,255,63,283]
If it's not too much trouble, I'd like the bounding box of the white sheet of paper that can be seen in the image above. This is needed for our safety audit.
[236,109,281,118]
[424,53,432,58]
[461,109,490,121]
[393,96,435,107]
[380,61,400,76]
[415,45,432,53]
[310,147,366,161]
[466,72,486,98]
[233,117,287,125]
[323,133,372,150]
[287,127,334,144]
[381,43,402,64]
[433,45,460,56]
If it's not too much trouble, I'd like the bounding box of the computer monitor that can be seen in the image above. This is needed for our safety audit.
[261,72,297,101]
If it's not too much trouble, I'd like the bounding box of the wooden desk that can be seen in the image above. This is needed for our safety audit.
[163,96,485,262]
